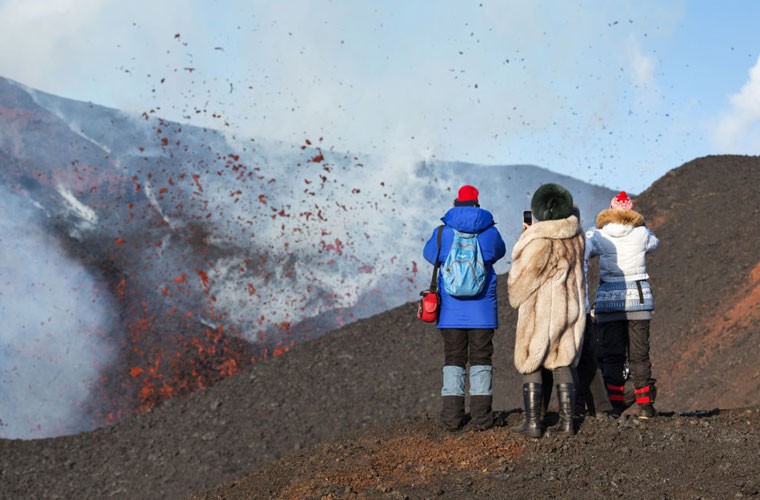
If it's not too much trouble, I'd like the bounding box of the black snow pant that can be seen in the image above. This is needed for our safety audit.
[598,319,656,405]
[441,329,494,367]
[575,314,614,415]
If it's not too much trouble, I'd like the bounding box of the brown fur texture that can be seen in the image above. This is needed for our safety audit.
[595,209,645,229]
[507,216,586,374]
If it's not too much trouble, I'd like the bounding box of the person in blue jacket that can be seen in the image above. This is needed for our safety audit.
[423,185,507,431]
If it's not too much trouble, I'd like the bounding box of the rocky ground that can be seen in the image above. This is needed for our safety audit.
[193,407,760,500]
[1,155,759,499]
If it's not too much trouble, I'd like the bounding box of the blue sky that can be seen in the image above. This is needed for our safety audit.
[1,0,759,193]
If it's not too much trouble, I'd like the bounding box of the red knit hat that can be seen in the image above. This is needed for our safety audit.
[610,191,634,211]
[454,185,480,206]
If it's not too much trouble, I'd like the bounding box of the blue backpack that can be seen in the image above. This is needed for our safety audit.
[442,229,487,297]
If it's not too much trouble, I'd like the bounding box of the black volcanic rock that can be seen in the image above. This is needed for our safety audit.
[192,407,760,500]
[635,155,760,410]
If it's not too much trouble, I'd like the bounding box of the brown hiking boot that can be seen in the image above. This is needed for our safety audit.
[638,403,657,419]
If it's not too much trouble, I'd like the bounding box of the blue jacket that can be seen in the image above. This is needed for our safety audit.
[423,206,506,329]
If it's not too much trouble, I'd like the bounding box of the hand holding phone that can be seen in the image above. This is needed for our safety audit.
[523,210,533,226]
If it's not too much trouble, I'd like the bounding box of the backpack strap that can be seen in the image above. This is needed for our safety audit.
[429,225,444,292]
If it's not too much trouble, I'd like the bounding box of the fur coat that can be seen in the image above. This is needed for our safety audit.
[507,215,586,374]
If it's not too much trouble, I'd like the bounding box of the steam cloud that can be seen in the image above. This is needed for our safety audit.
[0,185,115,439]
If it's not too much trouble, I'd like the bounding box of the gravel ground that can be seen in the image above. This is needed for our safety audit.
[193,407,760,500]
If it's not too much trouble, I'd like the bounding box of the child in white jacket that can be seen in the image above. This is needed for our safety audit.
[586,191,660,418]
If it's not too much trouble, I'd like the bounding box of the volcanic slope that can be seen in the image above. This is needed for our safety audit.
[634,155,760,410]
[190,154,760,500]
[1,155,759,500]
[0,75,617,435]
[192,408,760,500]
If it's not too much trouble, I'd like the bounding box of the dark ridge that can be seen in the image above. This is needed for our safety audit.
[635,155,760,409]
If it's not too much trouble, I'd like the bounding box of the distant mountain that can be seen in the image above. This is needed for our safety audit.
[0,76,617,438]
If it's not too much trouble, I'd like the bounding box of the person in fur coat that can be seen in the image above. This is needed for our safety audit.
[508,183,586,438]
[541,206,616,420]
[586,191,659,418]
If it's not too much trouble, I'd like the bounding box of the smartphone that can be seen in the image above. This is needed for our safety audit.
[523,210,532,226]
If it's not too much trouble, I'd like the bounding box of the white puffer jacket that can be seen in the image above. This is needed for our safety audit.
[585,209,659,282]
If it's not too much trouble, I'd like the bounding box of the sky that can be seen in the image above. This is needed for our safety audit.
[1,0,759,193]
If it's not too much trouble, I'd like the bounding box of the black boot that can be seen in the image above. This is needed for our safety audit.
[439,396,465,431]
[511,383,544,438]
[470,395,494,431]
[553,383,576,436]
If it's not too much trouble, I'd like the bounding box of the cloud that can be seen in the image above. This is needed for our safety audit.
[0,0,686,193]
[628,37,656,89]
[0,0,109,88]
[713,56,760,152]
[0,2,644,149]
[0,185,115,439]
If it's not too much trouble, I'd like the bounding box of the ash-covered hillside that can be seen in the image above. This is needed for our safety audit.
[0,75,616,438]
[1,155,758,500]
[635,155,760,410]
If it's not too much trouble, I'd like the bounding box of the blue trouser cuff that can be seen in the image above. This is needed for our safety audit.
[441,365,466,396]
[469,364,493,395]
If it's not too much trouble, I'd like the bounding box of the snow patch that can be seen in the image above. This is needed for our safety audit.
[56,184,98,226]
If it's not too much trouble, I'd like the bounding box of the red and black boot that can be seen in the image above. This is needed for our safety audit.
[635,382,657,419]
[606,382,627,417]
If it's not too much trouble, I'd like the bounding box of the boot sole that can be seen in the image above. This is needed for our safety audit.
[511,428,543,439]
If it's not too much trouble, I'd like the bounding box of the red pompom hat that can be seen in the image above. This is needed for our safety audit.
[610,191,634,211]
[454,185,480,207]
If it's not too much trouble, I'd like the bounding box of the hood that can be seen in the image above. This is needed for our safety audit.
[520,215,581,243]
[510,215,581,261]
[441,206,496,233]
[596,208,645,238]
[602,223,634,238]
[595,209,645,229]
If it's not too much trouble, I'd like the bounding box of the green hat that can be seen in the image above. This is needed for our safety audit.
[531,183,574,221]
